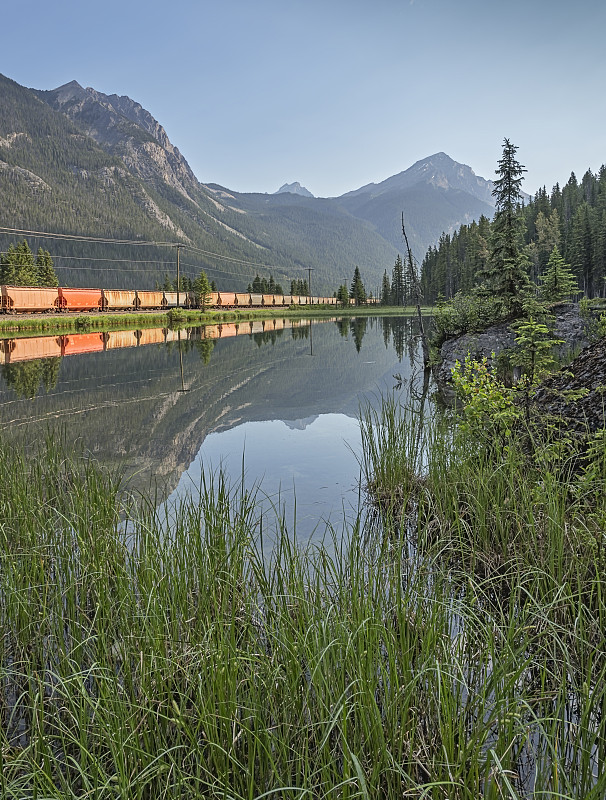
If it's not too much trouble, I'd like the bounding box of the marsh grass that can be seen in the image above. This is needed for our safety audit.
[1,422,606,798]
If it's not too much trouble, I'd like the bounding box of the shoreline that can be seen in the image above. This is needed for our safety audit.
[0,304,433,337]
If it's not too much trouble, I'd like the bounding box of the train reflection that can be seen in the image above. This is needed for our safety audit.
[0,317,336,364]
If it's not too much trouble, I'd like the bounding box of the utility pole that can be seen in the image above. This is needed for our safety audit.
[176,244,181,308]
[307,267,314,298]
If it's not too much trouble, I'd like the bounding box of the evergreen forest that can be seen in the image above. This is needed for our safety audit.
[421,162,606,303]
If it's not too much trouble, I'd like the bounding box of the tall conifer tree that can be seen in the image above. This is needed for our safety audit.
[487,139,531,309]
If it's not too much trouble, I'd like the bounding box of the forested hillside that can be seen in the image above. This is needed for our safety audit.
[421,165,606,302]
[1,72,499,295]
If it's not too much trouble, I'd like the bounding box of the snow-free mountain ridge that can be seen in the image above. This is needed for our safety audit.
[1,72,497,290]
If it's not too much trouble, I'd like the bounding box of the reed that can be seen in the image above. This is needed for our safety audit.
[1,423,605,797]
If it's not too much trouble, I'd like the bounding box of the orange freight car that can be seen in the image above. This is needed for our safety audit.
[136,328,166,346]
[234,293,250,306]
[218,292,237,306]
[262,294,275,306]
[1,286,60,313]
[61,332,105,356]
[102,289,137,310]
[104,330,139,349]
[58,287,103,312]
[0,335,63,363]
[218,323,238,338]
[202,325,221,339]
[135,291,164,309]
[161,292,179,308]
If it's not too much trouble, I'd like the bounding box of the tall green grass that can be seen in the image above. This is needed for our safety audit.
[1,425,605,798]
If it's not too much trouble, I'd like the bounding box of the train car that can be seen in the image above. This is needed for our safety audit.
[0,335,63,363]
[58,287,103,312]
[218,292,237,306]
[61,332,105,357]
[102,289,137,311]
[249,293,263,306]
[233,293,249,306]
[290,295,300,305]
[219,323,239,338]
[201,324,221,339]
[163,328,185,343]
[205,292,220,308]
[282,295,293,305]
[161,291,179,308]
[299,296,309,305]
[104,330,138,349]
[1,285,60,313]
[135,291,164,310]
[136,328,167,346]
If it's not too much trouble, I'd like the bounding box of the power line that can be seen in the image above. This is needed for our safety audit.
[0,226,175,247]
[0,226,311,273]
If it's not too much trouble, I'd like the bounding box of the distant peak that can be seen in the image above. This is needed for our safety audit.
[54,80,84,91]
[275,181,314,198]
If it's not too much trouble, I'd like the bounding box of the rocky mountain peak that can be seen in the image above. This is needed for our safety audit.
[275,182,314,198]
[37,80,201,205]
[342,152,495,206]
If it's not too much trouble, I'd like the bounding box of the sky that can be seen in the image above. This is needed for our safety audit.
[3,0,605,198]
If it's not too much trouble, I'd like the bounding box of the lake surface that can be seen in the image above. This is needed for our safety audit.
[0,316,429,541]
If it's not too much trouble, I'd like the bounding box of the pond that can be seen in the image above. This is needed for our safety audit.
[0,315,429,541]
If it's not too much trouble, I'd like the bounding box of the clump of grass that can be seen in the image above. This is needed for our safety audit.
[1,435,606,798]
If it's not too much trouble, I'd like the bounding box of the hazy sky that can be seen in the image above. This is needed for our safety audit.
[3,0,605,197]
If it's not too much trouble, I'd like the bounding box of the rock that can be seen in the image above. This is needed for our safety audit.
[533,336,606,434]
[435,303,591,400]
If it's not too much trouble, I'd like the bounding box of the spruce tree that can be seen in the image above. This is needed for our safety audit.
[391,254,405,305]
[350,266,366,306]
[35,247,59,287]
[193,269,212,308]
[539,246,579,302]
[380,270,391,305]
[487,139,531,309]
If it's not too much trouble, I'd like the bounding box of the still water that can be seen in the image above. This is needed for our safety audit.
[0,316,429,540]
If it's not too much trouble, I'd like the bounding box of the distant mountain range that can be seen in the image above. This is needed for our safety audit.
[0,73,496,292]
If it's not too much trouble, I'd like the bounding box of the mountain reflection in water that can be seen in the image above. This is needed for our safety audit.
[0,316,430,534]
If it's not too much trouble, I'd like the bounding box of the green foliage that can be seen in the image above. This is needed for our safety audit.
[422,150,606,305]
[431,290,508,347]
[538,245,579,301]
[451,354,520,448]
[290,278,308,295]
[509,316,563,382]
[0,239,59,287]
[192,269,212,308]
[336,283,350,306]
[350,265,367,306]
[485,139,531,309]
[1,357,61,399]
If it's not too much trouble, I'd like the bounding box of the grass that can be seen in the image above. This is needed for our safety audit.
[0,304,428,336]
[1,413,605,797]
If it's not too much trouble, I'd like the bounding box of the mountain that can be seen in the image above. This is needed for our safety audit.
[342,152,494,204]
[1,72,496,293]
[275,182,314,198]
[336,153,496,260]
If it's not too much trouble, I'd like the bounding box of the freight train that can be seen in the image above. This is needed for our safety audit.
[0,285,338,313]
[0,317,323,364]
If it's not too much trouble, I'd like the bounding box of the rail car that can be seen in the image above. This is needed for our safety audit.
[0,316,340,365]
[0,284,338,314]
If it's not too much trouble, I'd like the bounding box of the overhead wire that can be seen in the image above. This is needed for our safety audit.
[0,225,310,275]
